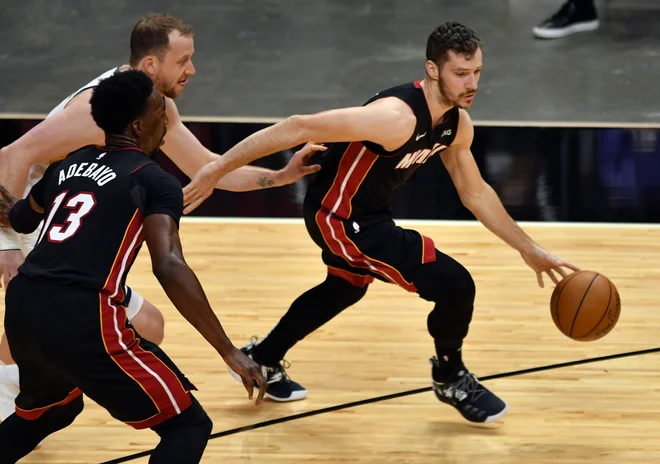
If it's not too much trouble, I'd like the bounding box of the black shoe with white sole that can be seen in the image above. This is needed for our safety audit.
[430,356,508,423]
[228,336,308,402]
[533,0,599,39]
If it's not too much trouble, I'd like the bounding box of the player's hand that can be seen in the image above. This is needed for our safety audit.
[520,244,580,288]
[182,162,224,215]
[0,250,24,289]
[275,143,324,186]
[222,347,266,406]
[0,183,17,228]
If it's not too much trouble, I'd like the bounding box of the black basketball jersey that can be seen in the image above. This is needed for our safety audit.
[17,145,183,302]
[307,81,459,219]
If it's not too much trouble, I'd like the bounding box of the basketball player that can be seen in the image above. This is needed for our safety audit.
[182,22,580,422]
[0,70,266,463]
[0,13,320,419]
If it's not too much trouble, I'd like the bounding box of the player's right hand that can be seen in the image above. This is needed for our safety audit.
[0,249,24,288]
[520,244,580,288]
[223,347,266,405]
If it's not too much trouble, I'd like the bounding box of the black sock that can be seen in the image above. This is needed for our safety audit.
[433,342,465,381]
[252,275,368,367]
[0,396,83,464]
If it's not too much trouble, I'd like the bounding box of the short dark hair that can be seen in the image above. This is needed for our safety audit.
[90,70,155,135]
[129,13,194,66]
[426,22,482,69]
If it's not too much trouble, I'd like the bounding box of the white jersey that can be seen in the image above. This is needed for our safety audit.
[46,67,119,118]
[1,65,144,319]
[0,67,120,255]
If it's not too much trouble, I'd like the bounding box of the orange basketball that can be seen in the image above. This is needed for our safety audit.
[550,270,621,341]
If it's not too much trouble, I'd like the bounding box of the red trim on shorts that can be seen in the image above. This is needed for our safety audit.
[15,388,82,420]
[99,295,192,430]
[316,208,417,292]
[421,235,436,264]
[327,266,374,288]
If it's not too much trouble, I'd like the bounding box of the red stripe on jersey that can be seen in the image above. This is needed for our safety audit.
[101,210,144,301]
[99,296,192,429]
[315,208,417,292]
[15,388,82,420]
[320,143,378,219]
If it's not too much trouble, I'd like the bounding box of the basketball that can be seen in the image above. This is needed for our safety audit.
[550,270,621,341]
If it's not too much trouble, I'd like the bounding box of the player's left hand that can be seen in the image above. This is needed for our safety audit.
[520,244,581,288]
[275,143,324,186]
[0,183,16,228]
[182,161,224,215]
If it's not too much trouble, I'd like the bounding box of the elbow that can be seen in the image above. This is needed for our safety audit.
[459,180,491,212]
[283,114,309,145]
[152,256,185,284]
[460,195,479,215]
[11,223,35,235]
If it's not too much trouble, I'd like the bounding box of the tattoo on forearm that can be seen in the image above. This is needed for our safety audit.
[257,176,275,188]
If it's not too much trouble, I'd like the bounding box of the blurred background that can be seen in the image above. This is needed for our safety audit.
[2,0,659,223]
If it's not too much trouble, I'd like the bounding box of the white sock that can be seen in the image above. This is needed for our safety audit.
[0,364,20,389]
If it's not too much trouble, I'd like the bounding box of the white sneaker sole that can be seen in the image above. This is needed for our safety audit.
[533,19,599,39]
[483,402,508,423]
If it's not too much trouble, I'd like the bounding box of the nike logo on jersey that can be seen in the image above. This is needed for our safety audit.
[97,152,107,160]
[395,142,448,170]
[415,132,427,141]
[58,162,117,187]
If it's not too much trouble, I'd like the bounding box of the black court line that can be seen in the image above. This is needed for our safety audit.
[100,346,660,464]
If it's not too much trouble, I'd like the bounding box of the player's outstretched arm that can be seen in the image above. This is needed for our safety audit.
[1,161,61,234]
[440,110,580,288]
[162,100,321,192]
[0,88,104,199]
[143,212,266,404]
[181,98,417,213]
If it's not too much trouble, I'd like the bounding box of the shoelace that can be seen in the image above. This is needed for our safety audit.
[451,372,486,402]
[248,335,293,383]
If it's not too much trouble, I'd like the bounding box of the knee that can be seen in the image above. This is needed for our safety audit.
[49,395,84,429]
[199,412,213,439]
[326,274,369,305]
[131,300,166,345]
[416,260,475,306]
[449,265,475,305]
[154,395,213,440]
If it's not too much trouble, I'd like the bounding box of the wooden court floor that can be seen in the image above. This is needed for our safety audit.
[2,219,660,463]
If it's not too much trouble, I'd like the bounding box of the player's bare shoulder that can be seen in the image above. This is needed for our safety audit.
[452,108,475,149]
[365,97,417,151]
[64,87,96,111]
[165,97,180,119]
